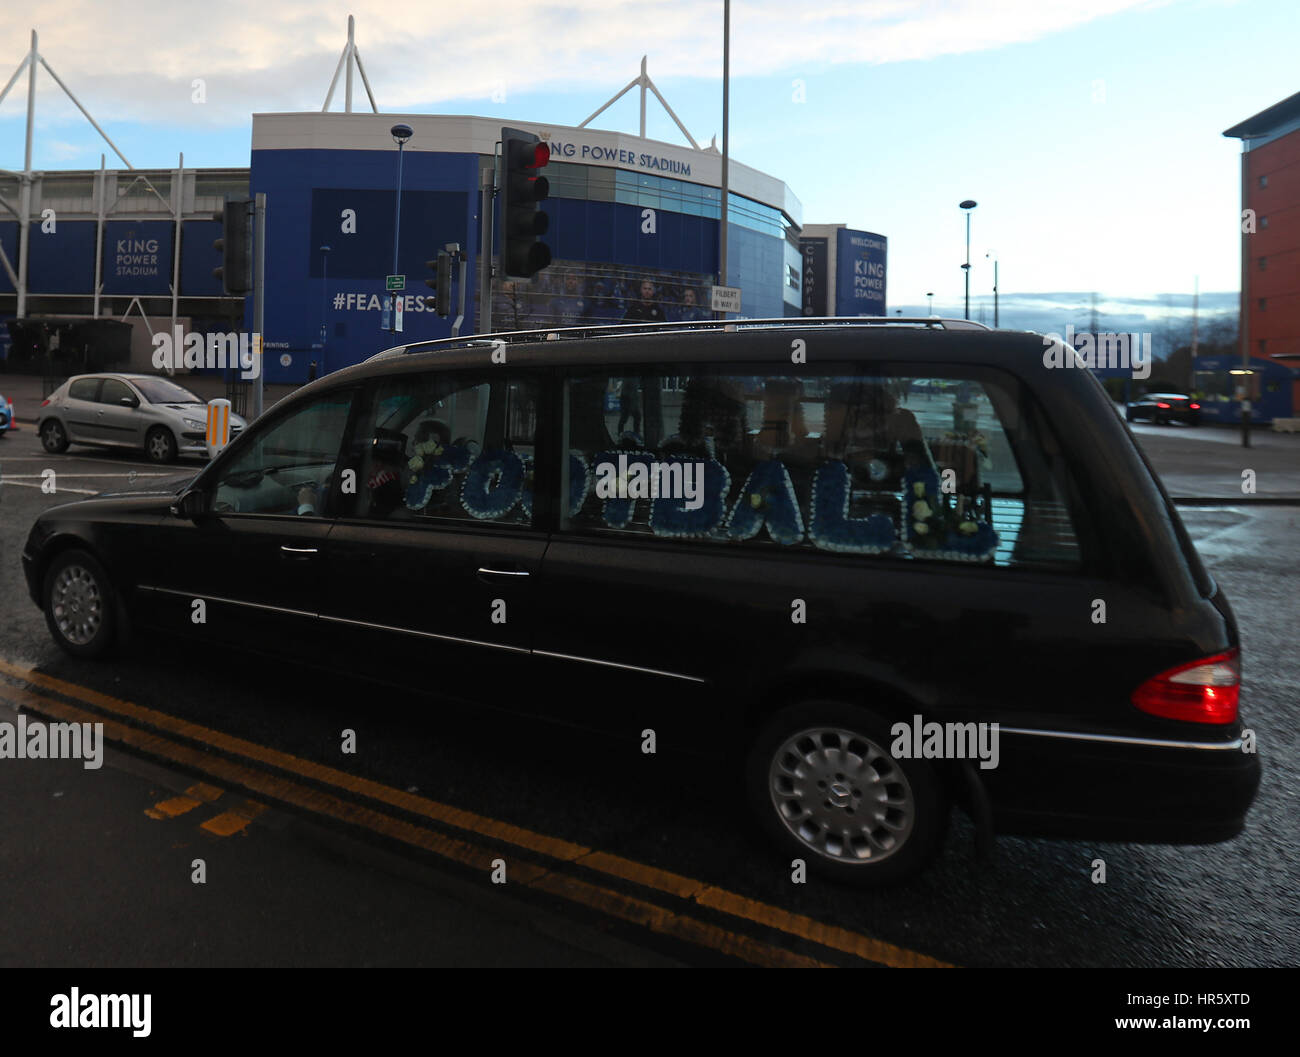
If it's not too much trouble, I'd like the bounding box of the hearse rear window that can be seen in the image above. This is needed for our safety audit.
[560,368,1081,568]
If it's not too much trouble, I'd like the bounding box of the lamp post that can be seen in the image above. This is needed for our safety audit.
[390,122,413,331]
[926,291,934,316]
[985,251,999,327]
[319,244,331,370]
[959,199,977,320]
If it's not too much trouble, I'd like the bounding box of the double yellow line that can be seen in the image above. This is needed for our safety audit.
[0,658,951,968]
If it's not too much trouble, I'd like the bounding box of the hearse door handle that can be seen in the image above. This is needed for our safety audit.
[280,545,319,558]
[477,564,530,580]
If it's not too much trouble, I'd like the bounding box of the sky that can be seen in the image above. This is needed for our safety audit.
[1,0,1295,335]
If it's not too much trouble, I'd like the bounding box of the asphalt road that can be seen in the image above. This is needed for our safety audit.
[1,425,1296,968]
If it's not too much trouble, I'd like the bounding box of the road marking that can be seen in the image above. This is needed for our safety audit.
[0,661,951,968]
[0,678,824,968]
[201,799,267,837]
[1,472,174,479]
[145,781,225,819]
[0,481,100,494]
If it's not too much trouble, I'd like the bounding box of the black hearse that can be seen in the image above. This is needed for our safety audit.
[23,318,1260,884]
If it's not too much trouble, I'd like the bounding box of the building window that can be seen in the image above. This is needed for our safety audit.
[1261,215,1269,228]
[1258,340,1267,355]
[1258,257,1267,270]
[1259,174,1268,188]
[1259,298,1267,311]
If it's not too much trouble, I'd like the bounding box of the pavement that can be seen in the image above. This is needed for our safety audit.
[3,371,1297,501]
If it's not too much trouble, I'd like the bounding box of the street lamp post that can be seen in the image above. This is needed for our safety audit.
[986,251,999,327]
[390,122,414,331]
[319,244,331,371]
[926,291,934,316]
[959,200,977,321]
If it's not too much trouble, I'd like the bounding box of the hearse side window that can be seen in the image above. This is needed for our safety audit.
[560,368,1082,569]
[337,372,539,528]
[211,391,355,517]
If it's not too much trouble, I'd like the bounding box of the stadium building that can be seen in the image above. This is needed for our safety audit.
[1,34,885,386]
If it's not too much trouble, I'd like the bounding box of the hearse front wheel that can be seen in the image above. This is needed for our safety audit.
[43,549,118,659]
[746,701,949,886]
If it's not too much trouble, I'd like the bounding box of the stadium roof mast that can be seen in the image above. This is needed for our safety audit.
[0,28,135,318]
[578,56,701,149]
[322,15,379,113]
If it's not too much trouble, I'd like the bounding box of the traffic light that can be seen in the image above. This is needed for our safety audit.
[212,197,252,295]
[499,127,551,278]
[424,253,452,317]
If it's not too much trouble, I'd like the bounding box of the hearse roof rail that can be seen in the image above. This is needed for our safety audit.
[367,316,993,361]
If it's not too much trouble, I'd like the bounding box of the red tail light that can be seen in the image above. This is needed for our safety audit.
[1132,649,1239,724]
[1189,403,1200,410]
[1156,402,1171,409]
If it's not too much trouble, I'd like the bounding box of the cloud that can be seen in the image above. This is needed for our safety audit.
[0,0,1170,129]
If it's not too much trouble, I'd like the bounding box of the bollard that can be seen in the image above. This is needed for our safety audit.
[206,398,232,459]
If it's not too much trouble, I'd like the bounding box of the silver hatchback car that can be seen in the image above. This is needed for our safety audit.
[37,373,246,463]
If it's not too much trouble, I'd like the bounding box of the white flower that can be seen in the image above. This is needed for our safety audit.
[912,501,932,519]
[409,456,425,471]
[913,522,929,535]
[958,520,978,535]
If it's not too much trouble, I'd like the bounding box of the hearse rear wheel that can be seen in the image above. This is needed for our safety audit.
[746,701,949,886]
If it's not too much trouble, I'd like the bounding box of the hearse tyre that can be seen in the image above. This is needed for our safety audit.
[43,548,119,659]
[746,700,950,886]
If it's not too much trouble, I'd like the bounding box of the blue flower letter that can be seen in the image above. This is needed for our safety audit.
[461,449,525,520]
[649,457,730,538]
[726,460,805,545]
[809,461,895,554]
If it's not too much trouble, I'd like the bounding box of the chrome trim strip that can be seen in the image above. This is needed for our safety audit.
[137,584,316,620]
[1000,726,1244,751]
[317,613,530,654]
[139,584,532,655]
[534,649,707,683]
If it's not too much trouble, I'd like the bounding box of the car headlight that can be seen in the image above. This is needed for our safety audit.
[183,417,205,429]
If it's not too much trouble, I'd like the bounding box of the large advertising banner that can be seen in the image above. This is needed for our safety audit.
[308,188,469,279]
[101,220,174,296]
[799,237,828,316]
[490,258,714,330]
[836,228,887,316]
[27,221,96,293]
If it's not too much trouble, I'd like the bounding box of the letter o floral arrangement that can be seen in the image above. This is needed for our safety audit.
[461,449,525,520]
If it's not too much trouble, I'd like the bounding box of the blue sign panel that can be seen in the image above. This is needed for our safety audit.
[28,221,96,293]
[0,222,17,293]
[181,219,225,297]
[102,220,174,296]
[835,228,887,316]
[309,188,468,280]
[799,237,828,316]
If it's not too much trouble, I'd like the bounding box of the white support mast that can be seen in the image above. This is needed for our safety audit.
[322,15,379,113]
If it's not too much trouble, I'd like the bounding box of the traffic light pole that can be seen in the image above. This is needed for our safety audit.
[448,243,468,338]
[252,192,266,419]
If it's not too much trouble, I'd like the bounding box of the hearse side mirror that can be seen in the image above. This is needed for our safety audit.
[170,487,207,520]
[120,396,139,407]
